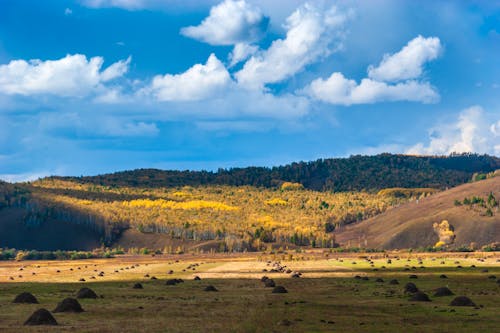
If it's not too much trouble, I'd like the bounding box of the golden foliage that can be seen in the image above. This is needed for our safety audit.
[24,179,410,246]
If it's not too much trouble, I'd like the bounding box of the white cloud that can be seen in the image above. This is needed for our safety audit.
[144,53,231,102]
[64,8,73,15]
[235,3,350,89]
[229,43,259,67]
[101,56,131,81]
[181,0,268,46]
[307,72,439,105]
[407,106,500,155]
[0,54,130,97]
[367,35,442,82]
[305,35,442,105]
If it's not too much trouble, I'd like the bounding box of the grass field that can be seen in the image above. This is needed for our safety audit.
[0,252,499,332]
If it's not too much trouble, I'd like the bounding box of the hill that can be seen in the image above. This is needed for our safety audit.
[52,153,500,192]
[1,178,419,251]
[335,175,500,249]
[1,153,499,252]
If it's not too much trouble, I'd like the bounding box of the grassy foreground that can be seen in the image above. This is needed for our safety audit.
[0,252,499,332]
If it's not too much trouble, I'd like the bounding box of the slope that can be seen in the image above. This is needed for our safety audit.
[335,176,500,249]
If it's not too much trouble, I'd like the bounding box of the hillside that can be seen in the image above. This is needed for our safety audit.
[335,176,500,249]
[0,178,419,251]
[52,153,500,192]
[1,153,499,252]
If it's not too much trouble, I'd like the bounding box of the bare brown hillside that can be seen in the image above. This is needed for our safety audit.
[335,176,500,249]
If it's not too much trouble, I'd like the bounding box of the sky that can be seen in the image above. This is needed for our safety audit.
[0,0,499,181]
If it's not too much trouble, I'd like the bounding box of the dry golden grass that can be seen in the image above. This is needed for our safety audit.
[0,252,499,332]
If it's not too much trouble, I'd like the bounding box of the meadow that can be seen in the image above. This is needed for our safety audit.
[0,251,498,332]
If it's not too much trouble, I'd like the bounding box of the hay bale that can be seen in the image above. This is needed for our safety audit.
[133,283,143,289]
[433,287,454,297]
[272,286,288,294]
[404,282,419,294]
[409,292,431,302]
[204,285,218,292]
[13,292,39,304]
[389,279,399,285]
[450,296,476,307]
[265,279,276,288]
[166,279,179,286]
[76,287,98,299]
[24,308,58,326]
[53,298,84,313]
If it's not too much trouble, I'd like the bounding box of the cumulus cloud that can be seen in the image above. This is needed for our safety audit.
[305,35,441,105]
[368,35,442,82]
[307,72,439,105]
[229,43,259,67]
[144,53,231,102]
[407,106,500,155]
[235,3,350,89]
[0,54,130,97]
[181,0,269,46]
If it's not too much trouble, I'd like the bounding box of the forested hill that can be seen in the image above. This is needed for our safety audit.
[52,153,500,192]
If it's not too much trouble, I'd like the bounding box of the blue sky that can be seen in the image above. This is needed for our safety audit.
[0,0,499,181]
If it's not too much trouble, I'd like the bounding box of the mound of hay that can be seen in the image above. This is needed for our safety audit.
[24,308,58,326]
[404,282,419,294]
[133,283,143,289]
[13,292,39,304]
[53,298,84,313]
[166,279,180,286]
[389,279,399,285]
[76,287,98,299]
[265,279,276,288]
[450,296,476,307]
[409,292,431,302]
[272,286,288,294]
[204,285,218,292]
[434,287,454,297]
